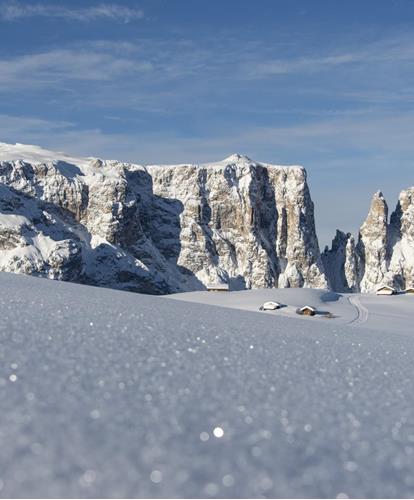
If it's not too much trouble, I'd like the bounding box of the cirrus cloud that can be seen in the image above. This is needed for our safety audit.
[0,1,144,23]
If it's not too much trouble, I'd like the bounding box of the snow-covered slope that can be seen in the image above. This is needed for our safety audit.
[170,287,414,334]
[0,141,92,167]
[0,142,326,293]
[1,271,414,497]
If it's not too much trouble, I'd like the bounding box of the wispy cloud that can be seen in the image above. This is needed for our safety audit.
[0,1,144,23]
[0,45,153,88]
[251,53,358,76]
[1,32,414,96]
[0,114,74,138]
[0,38,218,102]
[244,32,414,78]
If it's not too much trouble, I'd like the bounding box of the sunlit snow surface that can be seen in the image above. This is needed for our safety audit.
[1,272,414,497]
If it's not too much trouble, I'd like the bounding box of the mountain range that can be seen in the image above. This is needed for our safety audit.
[0,142,412,293]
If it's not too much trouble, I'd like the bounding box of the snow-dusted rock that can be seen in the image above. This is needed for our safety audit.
[325,188,414,292]
[388,187,414,289]
[0,143,327,293]
[357,191,389,292]
[147,154,326,289]
[0,184,83,281]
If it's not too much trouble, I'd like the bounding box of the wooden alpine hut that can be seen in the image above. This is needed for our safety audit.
[296,305,316,316]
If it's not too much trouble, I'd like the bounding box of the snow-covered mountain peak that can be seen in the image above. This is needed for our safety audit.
[222,153,253,163]
[0,141,91,168]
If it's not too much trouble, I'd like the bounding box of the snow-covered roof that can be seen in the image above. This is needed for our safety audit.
[376,285,396,291]
[299,305,316,312]
[262,301,281,308]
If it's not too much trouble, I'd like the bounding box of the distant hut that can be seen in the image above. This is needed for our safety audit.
[260,301,282,311]
[207,283,229,292]
[404,287,414,295]
[296,305,316,316]
[376,285,396,296]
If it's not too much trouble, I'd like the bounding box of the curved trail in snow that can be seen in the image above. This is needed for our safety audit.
[348,295,369,324]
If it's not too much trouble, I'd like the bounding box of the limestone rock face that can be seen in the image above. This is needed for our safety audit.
[388,188,414,289]
[0,144,327,293]
[324,188,414,292]
[147,155,327,289]
[357,191,389,292]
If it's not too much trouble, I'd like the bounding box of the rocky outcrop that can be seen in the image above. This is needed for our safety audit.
[324,188,414,292]
[388,188,414,289]
[357,191,389,292]
[0,144,327,293]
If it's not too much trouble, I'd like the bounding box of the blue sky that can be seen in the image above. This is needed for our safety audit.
[1,0,414,245]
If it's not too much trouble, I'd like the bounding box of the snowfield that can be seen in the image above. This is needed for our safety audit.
[1,272,414,497]
[169,288,414,335]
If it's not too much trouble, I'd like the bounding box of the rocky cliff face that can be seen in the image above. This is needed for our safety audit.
[356,190,390,292]
[388,188,414,289]
[323,188,414,292]
[0,143,327,293]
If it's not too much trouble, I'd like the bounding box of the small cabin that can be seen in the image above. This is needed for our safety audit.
[404,287,414,295]
[260,301,282,311]
[297,305,316,316]
[207,283,229,292]
[376,285,396,296]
